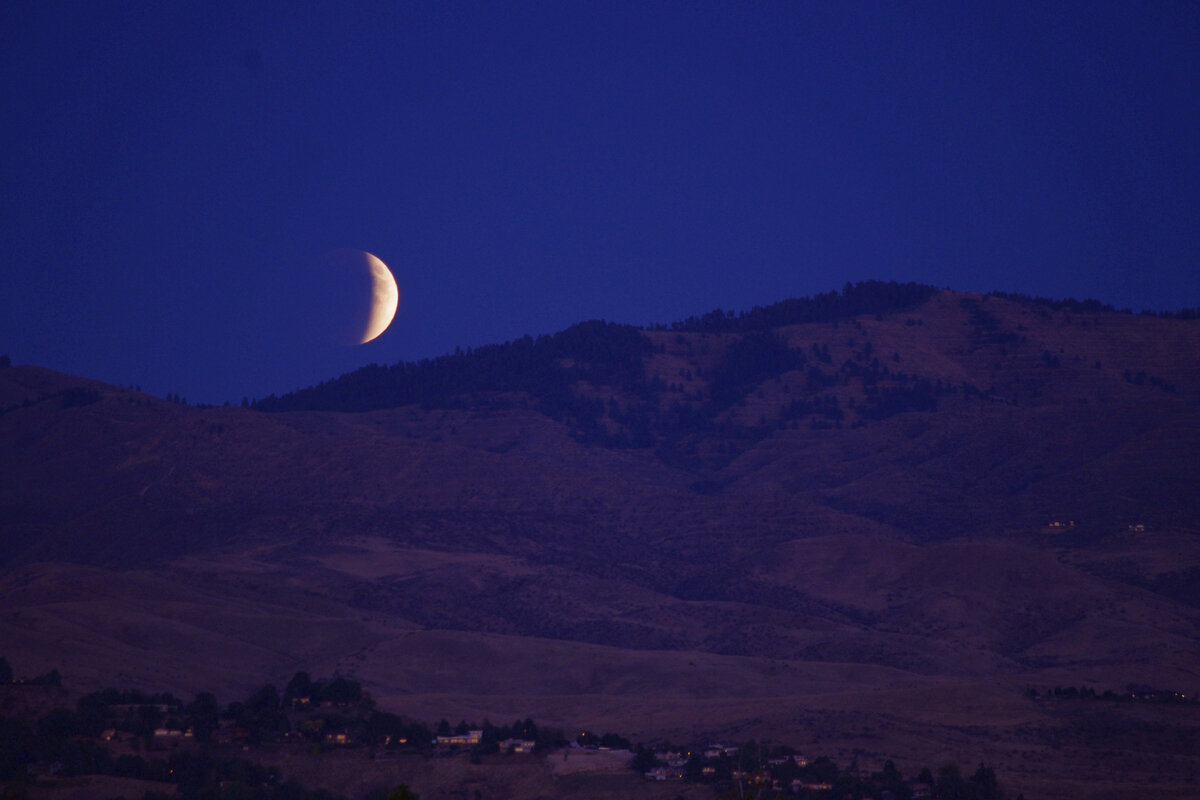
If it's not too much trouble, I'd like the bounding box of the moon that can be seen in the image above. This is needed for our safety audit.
[315,249,399,345]
[360,252,399,344]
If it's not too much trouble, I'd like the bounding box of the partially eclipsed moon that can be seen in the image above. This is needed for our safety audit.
[360,252,399,344]
[310,249,400,346]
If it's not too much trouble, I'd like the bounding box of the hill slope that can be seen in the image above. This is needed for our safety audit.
[3,286,1200,797]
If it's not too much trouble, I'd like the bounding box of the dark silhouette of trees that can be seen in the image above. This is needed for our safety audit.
[707,332,805,410]
[187,691,220,742]
[671,281,939,333]
[255,284,938,418]
[284,671,312,703]
[60,387,99,408]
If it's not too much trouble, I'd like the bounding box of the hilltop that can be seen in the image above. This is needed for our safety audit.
[2,284,1199,798]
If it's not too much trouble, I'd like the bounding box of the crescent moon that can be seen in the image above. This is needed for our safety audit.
[360,252,399,344]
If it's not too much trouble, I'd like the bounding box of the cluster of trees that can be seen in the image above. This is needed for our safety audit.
[0,721,339,800]
[59,386,100,408]
[1123,370,1177,392]
[986,290,1200,321]
[0,659,570,760]
[959,298,1022,350]
[252,285,941,436]
[247,278,1199,472]
[0,664,425,799]
[282,672,366,707]
[254,320,651,416]
[1145,307,1200,320]
[0,660,1019,800]
[612,329,947,461]
[0,387,102,418]
[635,739,1009,800]
[707,331,807,410]
[663,281,940,333]
[1028,685,1197,704]
[0,657,60,686]
[0,705,336,796]
[59,673,381,747]
[74,688,191,738]
[429,717,566,754]
[986,291,1121,315]
[574,729,631,750]
[859,383,939,420]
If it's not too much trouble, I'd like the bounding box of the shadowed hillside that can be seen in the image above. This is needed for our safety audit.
[2,285,1200,798]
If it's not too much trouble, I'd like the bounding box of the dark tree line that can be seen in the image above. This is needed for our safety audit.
[254,283,938,418]
[987,289,1200,321]
[707,331,807,410]
[249,279,1193,475]
[633,738,1008,800]
[254,320,650,435]
[665,281,940,333]
[0,709,337,799]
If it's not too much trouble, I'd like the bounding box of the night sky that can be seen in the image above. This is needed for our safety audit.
[3,2,1198,404]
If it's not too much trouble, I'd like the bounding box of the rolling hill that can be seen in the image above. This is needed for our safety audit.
[2,284,1199,798]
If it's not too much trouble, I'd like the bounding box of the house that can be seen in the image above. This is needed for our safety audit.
[212,726,250,745]
[645,766,684,781]
[153,727,192,739]
[435,730,482,747]
[499,738,535,753]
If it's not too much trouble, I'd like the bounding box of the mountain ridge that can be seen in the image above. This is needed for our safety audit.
[2,285,1199,797]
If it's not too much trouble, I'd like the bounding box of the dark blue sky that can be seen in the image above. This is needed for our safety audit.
[3,2,1198,404]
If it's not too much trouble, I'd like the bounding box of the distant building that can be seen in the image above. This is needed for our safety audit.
[111,703,176,714]
[435,730,482,747]
[152,726,191,739]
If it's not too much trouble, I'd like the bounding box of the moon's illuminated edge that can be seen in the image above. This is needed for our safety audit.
[360,252,399,344]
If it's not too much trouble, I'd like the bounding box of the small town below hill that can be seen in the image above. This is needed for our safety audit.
[0,658,1015,800]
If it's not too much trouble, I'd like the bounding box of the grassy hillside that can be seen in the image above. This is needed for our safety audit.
[2,285,1200,798]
